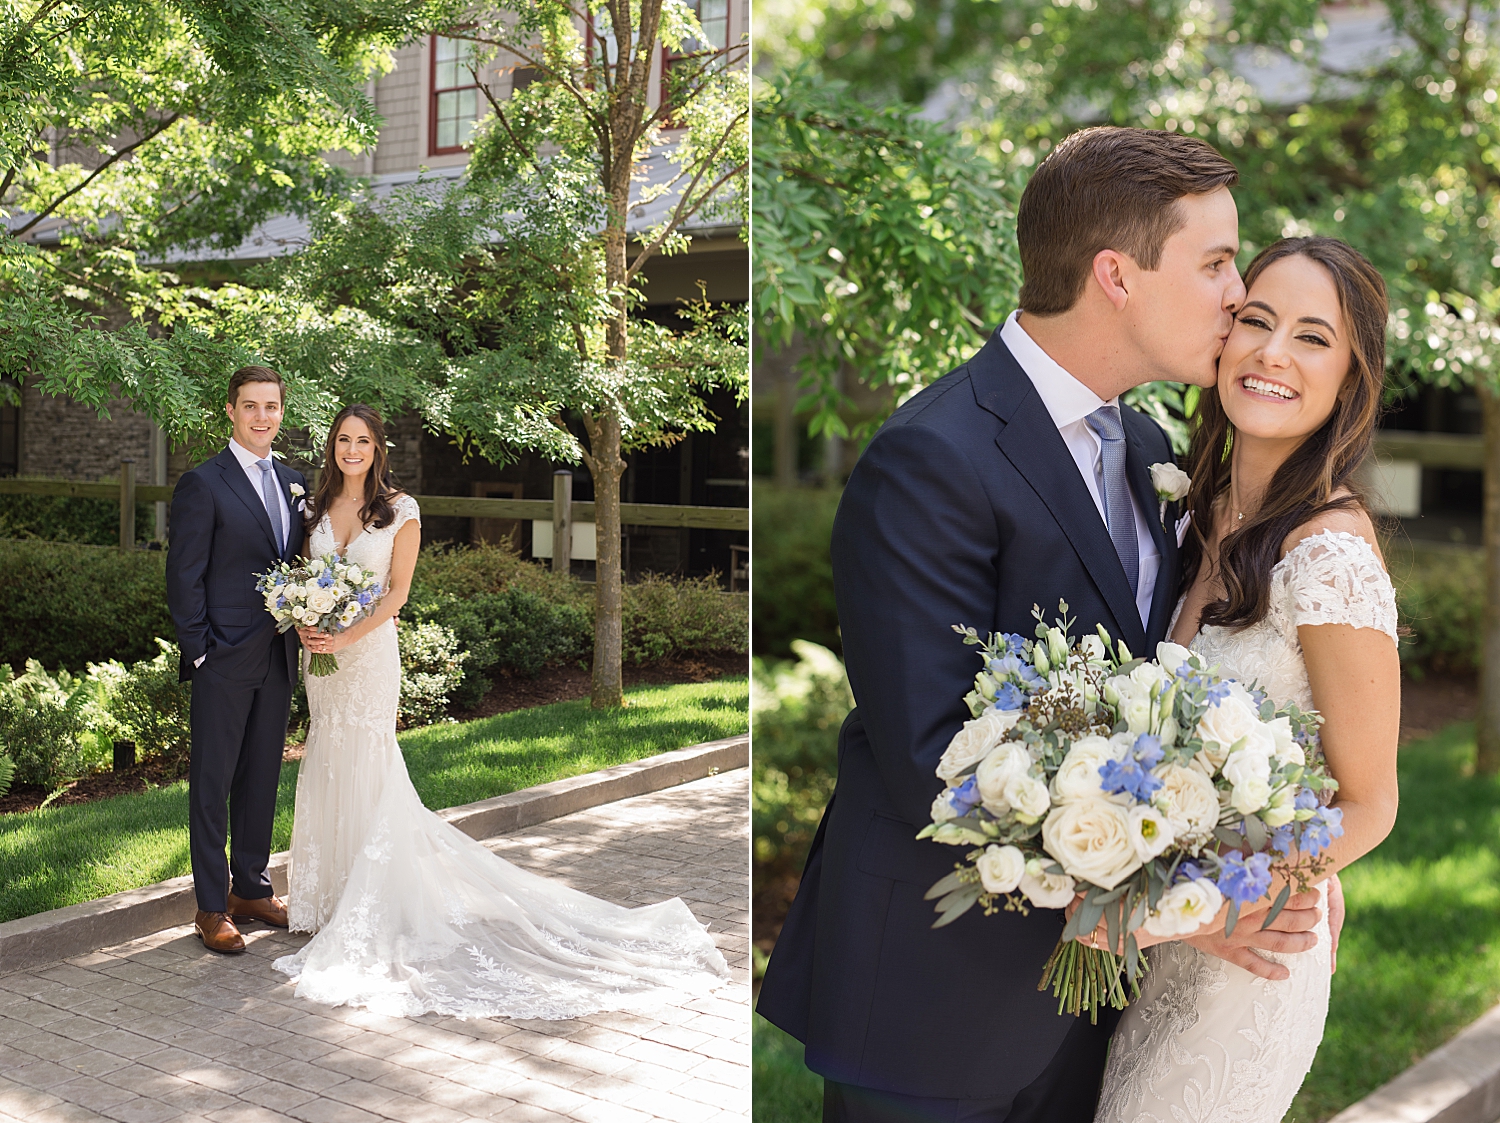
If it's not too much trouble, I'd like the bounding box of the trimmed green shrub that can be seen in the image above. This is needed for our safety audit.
[751,641,850,879]
[408,588,591,706]
[752,483,841,658]
[623,573,749,664]
[410,541,588,609]
[398,620,467,727]
[0,490,154,545]
[0,540,173,672]
[109,640,193,759]
[0,661,112,789]
[1395,546,1483,677]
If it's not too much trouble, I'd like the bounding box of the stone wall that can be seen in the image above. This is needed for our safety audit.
[17,383,160,483]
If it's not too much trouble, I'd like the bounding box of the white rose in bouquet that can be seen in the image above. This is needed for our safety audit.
[1041,797,1142,890]
[1050,734,1127,803]
[930,792,960,823]
[1154,764,1219,843]
[977,744,1032,811]
[936,710,1020,782]
[977,844,1027,894]
[1222,742,1272,789]
[1127,804,1175,861]
[1230,775,1273,815]
[1195,687,1261,760]
[1130,660,1167,693]
[1155,641,1193,676]
[1142,877,1224,937]
[305,586,340,616]
[1020,858,1077,909]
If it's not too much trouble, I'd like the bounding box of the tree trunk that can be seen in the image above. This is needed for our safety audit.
[590,408,626,708]
[1477,382,1500,774]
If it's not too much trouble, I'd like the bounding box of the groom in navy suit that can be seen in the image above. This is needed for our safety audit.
[758,129,1330,1121]
[167,365,306,954]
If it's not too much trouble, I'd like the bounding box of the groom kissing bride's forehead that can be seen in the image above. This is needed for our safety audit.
[757,127,1319,1123]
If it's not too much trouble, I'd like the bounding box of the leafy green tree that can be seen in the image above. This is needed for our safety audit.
[264,0,749,707]
[0,0,423,449]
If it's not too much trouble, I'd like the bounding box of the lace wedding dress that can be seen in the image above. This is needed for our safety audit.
[1095,531,1398,1123]
[272,494,730,1018]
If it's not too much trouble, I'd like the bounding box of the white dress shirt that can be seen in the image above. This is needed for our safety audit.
[228,438,291,548]
[1000,311,1159,628]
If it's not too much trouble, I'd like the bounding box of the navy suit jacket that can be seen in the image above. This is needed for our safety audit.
[756,331,1181,1101]
[165,448,307,685]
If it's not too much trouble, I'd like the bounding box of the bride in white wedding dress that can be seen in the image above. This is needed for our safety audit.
[271,404,729,1019]
[1095,238,1401,1122]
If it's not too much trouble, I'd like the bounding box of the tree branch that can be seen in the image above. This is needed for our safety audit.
[11,112,181,238]
[625,114,747,283]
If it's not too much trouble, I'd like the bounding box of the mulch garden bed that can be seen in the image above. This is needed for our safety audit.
[2,652,749,817]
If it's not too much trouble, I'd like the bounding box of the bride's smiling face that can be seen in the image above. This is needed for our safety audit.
[332,416,375,481]
[1218,254,1353,444]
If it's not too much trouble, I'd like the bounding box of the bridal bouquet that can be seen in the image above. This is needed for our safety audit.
[254,555,383,676]
[919,603,1344,1020]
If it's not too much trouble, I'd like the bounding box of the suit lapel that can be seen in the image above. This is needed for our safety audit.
[215,448,280,554]
[974,335,1148,655]
[273,461,301,560]
[1122,411,1179,647]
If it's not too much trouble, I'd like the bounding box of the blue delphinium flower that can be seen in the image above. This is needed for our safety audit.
[1204,681,1232,705]
[1294,788,1320,812]
[1133,734,1164,769]
[357,590,373,607]
[999,633,1027,656]
[318,569,335,588]
[1301,806,1345,857]
[1016,662,1045,690]
[994,682,1027,711]
[1270,824,1295,855]
[947,775,982,817]
[1177,860,1205,883]
[1098,757,1163,802]
[1216,852,1273,905]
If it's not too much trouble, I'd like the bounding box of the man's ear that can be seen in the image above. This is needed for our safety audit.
[1091,249,1133,312]
[224,400,235,419]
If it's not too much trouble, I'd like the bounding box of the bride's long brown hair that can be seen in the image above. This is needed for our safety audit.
[1178,237,1388,629]
[305,403,405,535]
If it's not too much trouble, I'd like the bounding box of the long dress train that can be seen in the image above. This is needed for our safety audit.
[272,495,730,1019]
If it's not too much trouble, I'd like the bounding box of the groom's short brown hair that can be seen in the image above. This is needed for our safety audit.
[1017,127,1239,315]
[227,365,285,407]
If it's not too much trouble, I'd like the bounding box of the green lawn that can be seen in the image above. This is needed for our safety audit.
[0,677,747,924]
[752,720,1500,1123]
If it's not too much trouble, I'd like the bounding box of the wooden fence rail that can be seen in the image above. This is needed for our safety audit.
[0,462,749,551]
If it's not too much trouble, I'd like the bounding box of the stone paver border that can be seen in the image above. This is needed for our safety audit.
[0,734,747,976]
[1328,999,1500,1123]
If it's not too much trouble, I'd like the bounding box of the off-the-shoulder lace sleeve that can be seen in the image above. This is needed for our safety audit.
[391,493,421,533]
[1282,530,1397,640]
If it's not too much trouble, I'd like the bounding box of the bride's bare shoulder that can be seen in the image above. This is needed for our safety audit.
[1280,490,1383,568]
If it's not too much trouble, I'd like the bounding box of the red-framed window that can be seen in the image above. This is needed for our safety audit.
[662,0,729,122]
[430,34,481,155]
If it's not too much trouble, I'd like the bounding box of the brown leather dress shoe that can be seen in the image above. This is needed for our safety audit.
[227,892,289,929]
[194,911,246,954]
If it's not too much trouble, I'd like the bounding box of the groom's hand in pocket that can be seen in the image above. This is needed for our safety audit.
[1183,888,1323,981]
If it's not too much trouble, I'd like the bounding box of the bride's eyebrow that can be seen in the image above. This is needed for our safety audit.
[1241,299,1277,318]
[1295,315,1338,337]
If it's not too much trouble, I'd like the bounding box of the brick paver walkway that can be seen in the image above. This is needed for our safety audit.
[0,769,748,1123]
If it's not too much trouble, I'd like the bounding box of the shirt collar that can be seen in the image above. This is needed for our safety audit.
[999,310,1115,430]
[228,438,273,470]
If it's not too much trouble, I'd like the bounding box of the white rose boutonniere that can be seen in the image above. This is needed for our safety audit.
[1149,462,1191,532]
[289,483,305,498]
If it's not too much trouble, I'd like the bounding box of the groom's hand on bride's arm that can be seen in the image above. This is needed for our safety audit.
[1181,888,1323,981]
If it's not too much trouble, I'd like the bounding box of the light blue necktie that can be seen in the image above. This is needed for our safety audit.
[256,458,285,556]
[1085,405,1139,598]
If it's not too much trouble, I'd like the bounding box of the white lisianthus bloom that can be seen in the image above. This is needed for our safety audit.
[1231,776,1273,815]
[1196,689,1261,760]
[1268,716,1305,767]
[309,558,326,575]
[1130,660,1166,693]
[1149,461,1191,502]
[1123,696,1153,734]
[1156,641,1194,676]
[1041,798,1142,890]
[1080,634,1106,663]
[1050,735,1127,803]
[977,744,1032,810]
[1143,878,1223,937]
[936,710,1021,782]
[976,844,1027,894]
[930,792,960,824]
[1020,858,1076,909]
[1127,804,1175,861]
[1002,772,1051,821]
[290,606,306,622]
[1262,786,1297,827]
[1154,764,1220,843]
[264,591,281,612]
[332,581,350,598]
